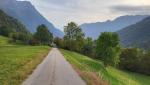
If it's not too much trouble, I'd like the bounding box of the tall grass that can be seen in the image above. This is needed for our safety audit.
[60,49,150,85]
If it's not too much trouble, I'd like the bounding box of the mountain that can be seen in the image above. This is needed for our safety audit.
[0,9,29,34]
[117,16,150,49]
[81,15,148,39]
[0,0,63,37]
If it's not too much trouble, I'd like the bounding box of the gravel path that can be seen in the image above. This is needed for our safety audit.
[22,48,86,85]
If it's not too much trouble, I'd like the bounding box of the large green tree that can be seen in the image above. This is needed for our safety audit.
[64,22,84,52]
[96,32,121,66]
[34,24,53,45]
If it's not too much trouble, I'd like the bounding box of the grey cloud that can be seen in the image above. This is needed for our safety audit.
[111,5,150,14]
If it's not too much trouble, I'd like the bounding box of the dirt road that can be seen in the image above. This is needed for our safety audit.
[22,48,86,85]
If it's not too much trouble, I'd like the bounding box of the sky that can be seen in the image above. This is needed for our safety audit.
[19,0,150,31]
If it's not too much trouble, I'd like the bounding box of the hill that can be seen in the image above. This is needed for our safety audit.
[0,9,29,34]
[60,49,150,85]
[117,16,150,49]
[0,0,63,37]
[80,15,148,39]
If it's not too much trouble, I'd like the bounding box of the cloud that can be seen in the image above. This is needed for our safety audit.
[111,5,150,15]
[18,0,150,30]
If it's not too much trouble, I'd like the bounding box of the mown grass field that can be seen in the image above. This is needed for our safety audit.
[60,49,150,85]
[0,36,50,85]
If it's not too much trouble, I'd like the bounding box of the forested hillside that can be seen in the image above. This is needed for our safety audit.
[117,16,150,49]
[0,10,29,34]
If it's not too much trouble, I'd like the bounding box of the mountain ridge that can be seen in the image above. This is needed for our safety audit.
[117,16,150,49]
[80,15,148,39]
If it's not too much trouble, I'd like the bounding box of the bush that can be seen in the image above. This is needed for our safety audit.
[119,48,150,75]
[10,32,30,44]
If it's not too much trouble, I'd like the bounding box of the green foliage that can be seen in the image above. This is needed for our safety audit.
[60,49,150,85]
[82,37,94,57]
[119,48,150,75]
[0,36,11,46]
[63,22,84,52]
[96,32,121,66]
[33,24,53,45]
[0,26,12,37]
[10,32,31,44]
[54,37,64,48]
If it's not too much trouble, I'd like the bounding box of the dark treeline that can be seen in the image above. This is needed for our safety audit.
[119,48,150,75]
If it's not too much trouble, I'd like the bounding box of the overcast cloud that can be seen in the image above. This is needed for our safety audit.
[19,0,150,31]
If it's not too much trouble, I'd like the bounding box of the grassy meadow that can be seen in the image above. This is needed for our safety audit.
[60,49,150,85]
[0,36,50,85]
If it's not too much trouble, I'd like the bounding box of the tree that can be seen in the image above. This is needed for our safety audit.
[54,37,64,48]
[139,50,150,75]
[82,37,94,57]
[10,32,30,44]
[96,32,121,66]
[64,22,84,52]
[119,48,143,70]
[0,26,13,37]
[34,24,53,45]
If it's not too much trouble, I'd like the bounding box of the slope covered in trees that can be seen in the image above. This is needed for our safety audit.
[117,16,150,49]
[0,9,29,35]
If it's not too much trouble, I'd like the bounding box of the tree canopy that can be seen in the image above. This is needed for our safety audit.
[34,24,53,45]
[96,32,121,66]
[63,22,84,52]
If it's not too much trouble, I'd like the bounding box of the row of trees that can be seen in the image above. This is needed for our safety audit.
[0,24,53,45]
[0,26,30,44]
[119,48,150,75]
[54,22,121,67]
[55,22,150,75]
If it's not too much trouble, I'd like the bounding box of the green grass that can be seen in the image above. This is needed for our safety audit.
[60,49,150,85]
[0,46,50,85]
[0,36,10,46]
[0,36,23,46]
